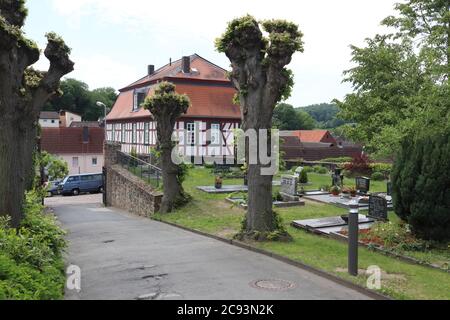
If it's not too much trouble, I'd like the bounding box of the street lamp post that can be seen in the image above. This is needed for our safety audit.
[96,101,107,141]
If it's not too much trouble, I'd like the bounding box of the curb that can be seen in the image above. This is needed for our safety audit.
[151,217,392,301]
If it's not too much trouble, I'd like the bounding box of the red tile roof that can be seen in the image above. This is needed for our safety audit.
[122,54,229,91]
[107,54,241,121]
[108,83,240,121]
[41,128,104,154]
[283,130,337,144]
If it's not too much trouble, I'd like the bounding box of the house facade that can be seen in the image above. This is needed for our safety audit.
[106,54,241,162]
[41,127,105,175]
[39,111,60,128]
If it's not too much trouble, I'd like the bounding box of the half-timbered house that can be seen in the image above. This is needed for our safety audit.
[106,54,241,163]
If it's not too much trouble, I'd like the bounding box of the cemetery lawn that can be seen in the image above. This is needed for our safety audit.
[154,167,450,300]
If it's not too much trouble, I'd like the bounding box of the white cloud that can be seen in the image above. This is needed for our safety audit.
[48,0,398,104]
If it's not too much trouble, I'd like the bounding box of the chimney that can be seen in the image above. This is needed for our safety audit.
[148,65,155,76]
[181,56,190,73]
[82,127,89,144]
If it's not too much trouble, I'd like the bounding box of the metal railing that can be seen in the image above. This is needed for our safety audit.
[117,151,162,189]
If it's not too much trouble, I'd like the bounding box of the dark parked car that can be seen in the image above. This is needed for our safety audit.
[59,173,104,196]
[46,180,62,197]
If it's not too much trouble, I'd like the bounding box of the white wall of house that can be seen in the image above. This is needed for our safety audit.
[106,120,240,158]
[56,153,104,175]
[39,118,60,128]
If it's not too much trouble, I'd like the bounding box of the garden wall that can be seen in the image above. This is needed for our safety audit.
[104,143,162,217]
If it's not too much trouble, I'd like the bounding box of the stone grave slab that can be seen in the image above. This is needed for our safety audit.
[292,215,375,235]
[197,185,248,194]
[198,181,282,194]
[281,175,298,196]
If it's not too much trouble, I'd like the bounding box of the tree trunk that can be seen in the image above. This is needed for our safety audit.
[160,146,184,214]
[0,115,37,228]
[242,87,277,234]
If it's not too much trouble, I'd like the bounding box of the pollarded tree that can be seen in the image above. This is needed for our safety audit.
[142,82,191,213]
[216,16,304,239]
[0,0,74,227]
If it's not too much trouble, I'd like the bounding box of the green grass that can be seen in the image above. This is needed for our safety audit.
[155,167,450,300]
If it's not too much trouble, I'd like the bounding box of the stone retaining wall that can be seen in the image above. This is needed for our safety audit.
[104,143,162,217]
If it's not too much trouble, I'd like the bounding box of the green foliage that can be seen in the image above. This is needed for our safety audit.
[312,165,328,174]
[44,78,117,121]
[38,152,68,181]
[362,221,431,252]
[371,172,386,181]
[370,163,393,176]
[0,191,66,300]
[336,0,450,157]
[302,166,314,174]
[216,15,304,104]
[45,32,71,54]
[392,130,450,242]
[273,103,316,130]
[301,103,349,129]
[142,82,190,128]
[299,170,308,184]
[321,157,353,163]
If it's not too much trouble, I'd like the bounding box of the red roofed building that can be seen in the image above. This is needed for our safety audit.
[41,127,105,175]
[106,54,241,160]
[280,130,362,163]
[285,130,338,145]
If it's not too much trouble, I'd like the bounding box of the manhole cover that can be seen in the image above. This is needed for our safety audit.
[250,279,295,291]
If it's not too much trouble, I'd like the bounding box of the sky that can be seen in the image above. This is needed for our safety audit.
[24,0,398,107]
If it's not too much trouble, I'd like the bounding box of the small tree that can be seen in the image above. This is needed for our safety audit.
[142,82,191,213]
[392,131,450,242]
[299,170,308,184]
[216,15,304,240]
[0,1,74,227]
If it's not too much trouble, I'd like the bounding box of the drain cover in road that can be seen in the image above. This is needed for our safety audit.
[250,279,295,291]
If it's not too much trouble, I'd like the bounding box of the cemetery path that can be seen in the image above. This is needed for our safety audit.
[47,194,373,300]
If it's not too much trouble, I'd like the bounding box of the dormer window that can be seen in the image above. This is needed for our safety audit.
[133,87,149,112]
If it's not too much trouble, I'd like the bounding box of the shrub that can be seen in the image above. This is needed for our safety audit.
[344,154,372,176]
[371,163,393,177]
[302,166,314,173]
[392,131,450,242]
[317,167,328,174]
[321,157,352,163]
[299,170,308,184]
[313,165,328,174]
[371,172,385,181]
[0,191,67,300]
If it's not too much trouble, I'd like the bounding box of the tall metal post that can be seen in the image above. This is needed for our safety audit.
[348,201,359,276]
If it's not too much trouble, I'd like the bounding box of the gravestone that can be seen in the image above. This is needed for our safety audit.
[281,175,298,196]
[368,195,388,221]
[356,177,371,194]
[387,181,393,196]
[331,168,344,187]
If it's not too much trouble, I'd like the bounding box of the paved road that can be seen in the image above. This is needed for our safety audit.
[46,194,372,300]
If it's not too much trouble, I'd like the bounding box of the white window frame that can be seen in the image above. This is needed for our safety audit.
[210,123,221,146]
[186,123,196,145]
[92,157,98,166]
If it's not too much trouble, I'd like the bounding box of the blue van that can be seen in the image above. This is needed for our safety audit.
[60,173,104,196]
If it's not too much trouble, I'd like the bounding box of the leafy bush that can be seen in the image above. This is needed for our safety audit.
[312,165,328,174]
[371,163,393,177]
[361,221,429,252]
[317,167,328,174]
[344,154,372,176]
[321,157,352,163]
[302,166,314,173]
[299,170,308,184]
[371,172,385,181]
[0,191,67,300]
[392,132,450,241]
